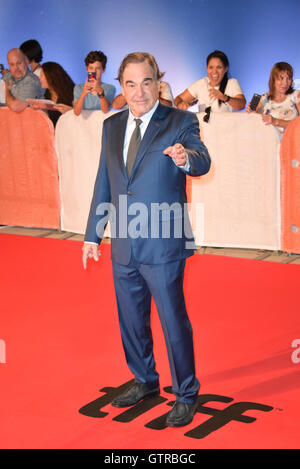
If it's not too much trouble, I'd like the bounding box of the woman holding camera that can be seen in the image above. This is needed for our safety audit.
[246,62,300,138]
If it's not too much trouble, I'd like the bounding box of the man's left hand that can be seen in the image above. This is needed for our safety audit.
[163,143,187,166]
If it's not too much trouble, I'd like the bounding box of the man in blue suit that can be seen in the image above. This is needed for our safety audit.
[82,52,211,427]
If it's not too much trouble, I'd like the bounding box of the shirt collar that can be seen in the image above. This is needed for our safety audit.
[128,99,159,125]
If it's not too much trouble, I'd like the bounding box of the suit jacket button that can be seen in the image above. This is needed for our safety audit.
[127,190,133,195]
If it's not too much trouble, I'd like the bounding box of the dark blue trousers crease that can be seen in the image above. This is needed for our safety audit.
[112,257,200,404]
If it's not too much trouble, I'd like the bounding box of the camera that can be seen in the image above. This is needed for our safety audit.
[87,72,96,81]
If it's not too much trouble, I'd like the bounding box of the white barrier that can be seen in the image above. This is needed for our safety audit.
[191,112,281,250]
[55,110,117,234]
[55,110,281,250]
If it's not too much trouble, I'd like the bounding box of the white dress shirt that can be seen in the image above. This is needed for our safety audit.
[124,99,189,170]
[123,100,159,164]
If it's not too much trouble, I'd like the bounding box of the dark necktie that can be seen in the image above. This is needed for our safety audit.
[126,118,142,177]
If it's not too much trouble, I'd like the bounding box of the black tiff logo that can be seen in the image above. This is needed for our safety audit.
[78,380,274,439]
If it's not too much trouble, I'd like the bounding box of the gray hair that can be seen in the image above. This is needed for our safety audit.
[117,52,163,84]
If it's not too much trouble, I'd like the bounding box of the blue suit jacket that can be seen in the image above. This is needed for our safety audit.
[84,103,211,265]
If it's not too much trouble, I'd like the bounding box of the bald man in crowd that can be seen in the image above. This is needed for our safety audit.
[4,48,43,112]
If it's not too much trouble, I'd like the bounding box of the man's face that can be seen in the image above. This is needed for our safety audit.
[7,50,28,81]
[121,61,159,117]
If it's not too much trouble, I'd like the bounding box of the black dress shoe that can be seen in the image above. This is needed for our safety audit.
[111,382,160,408]
[166,401,198,427]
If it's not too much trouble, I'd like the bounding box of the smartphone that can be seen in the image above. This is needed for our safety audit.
[249,93,261,111]
[87,72,96,81]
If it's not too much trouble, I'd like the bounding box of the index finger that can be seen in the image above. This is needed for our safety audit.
[82,244,92,269]
[82,248,89,269]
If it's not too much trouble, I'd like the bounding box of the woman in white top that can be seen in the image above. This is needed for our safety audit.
[174,50,246,120]
[246,62,300,138]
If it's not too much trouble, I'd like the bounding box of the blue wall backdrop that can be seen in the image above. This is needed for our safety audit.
[1,0,300,102]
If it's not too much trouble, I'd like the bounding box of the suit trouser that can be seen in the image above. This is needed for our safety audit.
[112,257,200,404]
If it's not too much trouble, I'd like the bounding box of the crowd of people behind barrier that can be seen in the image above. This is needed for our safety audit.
[1,39,300,137]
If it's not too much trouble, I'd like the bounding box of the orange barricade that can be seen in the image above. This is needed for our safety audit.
[280,116,300,254]
[0,107,60,229]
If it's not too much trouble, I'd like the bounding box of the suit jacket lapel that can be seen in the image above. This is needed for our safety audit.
[114,109,129,179]
[129,104,169,180]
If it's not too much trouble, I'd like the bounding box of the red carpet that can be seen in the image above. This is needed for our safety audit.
[0,234,299,449]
